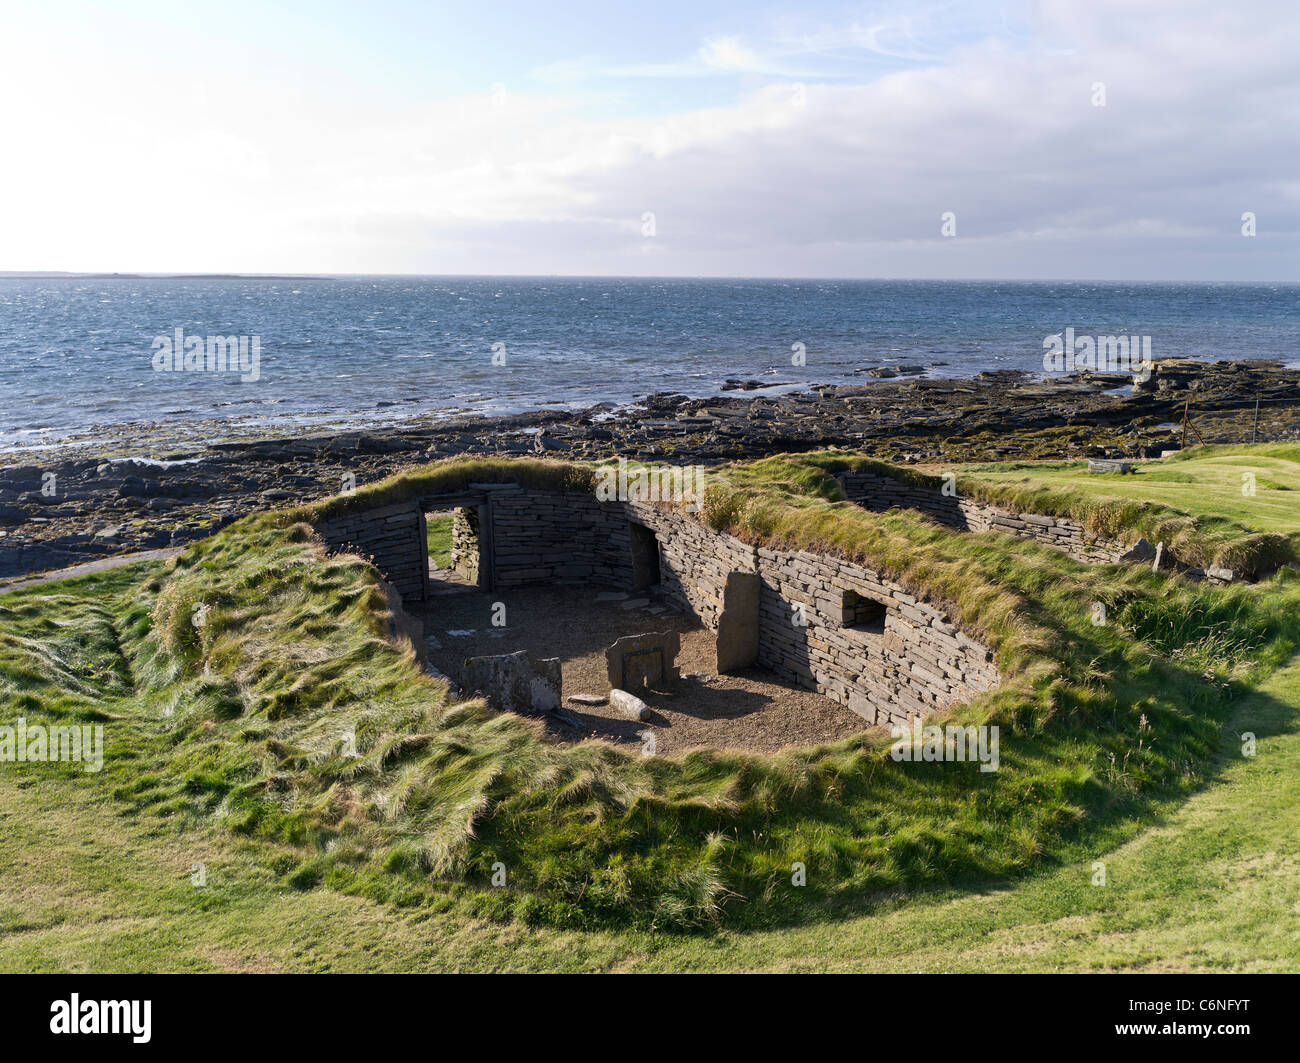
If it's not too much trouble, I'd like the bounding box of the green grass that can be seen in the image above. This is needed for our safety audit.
[310,456,593,523]
[958,445,1300,534]
[426,513,453,569]
[791,444,1299,576]
[3,449,1300,941]
[3,652,1299,971]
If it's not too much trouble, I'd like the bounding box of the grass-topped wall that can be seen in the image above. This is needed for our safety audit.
[304,456,597,524]
[788,448,1296,577]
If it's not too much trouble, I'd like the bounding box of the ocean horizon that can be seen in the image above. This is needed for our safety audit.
[2,275,1298,454]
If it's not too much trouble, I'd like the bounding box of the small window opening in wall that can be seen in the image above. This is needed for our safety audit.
[842,590,886,633]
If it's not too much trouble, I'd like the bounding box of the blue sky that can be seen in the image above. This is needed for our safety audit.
[0,1,1295,278]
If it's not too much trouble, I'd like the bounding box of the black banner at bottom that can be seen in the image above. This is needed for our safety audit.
[0,972,1289,1051]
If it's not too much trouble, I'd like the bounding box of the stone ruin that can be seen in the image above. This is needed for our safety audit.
[836,470,1238,582]
[313,481,1003,729]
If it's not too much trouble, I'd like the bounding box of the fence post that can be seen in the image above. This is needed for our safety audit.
[1252,397,1260,444]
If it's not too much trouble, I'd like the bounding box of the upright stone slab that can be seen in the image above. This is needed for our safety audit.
[1119,537,1157,562]
[462,649,562,715]
[605,631,681,690]
[715,570,759,673]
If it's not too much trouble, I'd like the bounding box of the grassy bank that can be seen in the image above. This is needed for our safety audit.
[958,445,1300,537]
[3,646,1298,972]
[793,445,1298,576]
[2,451,1299,935]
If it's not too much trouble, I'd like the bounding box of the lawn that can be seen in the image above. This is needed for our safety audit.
[952,444,1300,537]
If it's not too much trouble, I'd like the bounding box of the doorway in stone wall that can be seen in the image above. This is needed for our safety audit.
[628,521,661,591]
[423,505,484,595]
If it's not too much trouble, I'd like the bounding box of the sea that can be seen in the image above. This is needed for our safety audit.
[1,276,1297,453]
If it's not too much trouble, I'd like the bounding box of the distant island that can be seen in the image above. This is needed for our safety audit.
[0,271,325,280]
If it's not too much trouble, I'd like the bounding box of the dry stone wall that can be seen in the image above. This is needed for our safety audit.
[488,489,633,587]
[754,547,999,727]
[450,507,480,583]
[838,472,1129,564]
[315,485,1002,727]
[625,502,755,628]
[314,499,428,603]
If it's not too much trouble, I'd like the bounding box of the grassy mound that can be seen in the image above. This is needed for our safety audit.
[3,453,1299,932]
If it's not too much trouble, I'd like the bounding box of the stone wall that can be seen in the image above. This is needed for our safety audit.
[450,507,480,584]
[626,502,756,629]
[754,547,999,727]
[488,489,633,587]
[314,486,1002,727]
[500,495,1000,727]
[838,472,1129,564]
[314,499,428,603]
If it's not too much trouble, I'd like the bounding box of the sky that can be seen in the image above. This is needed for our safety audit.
[0,0,1296,279]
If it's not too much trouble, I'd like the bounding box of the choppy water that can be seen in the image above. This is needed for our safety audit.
[1,276,1297,452]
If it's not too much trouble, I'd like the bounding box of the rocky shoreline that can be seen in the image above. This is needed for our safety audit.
[2,358,1296,581]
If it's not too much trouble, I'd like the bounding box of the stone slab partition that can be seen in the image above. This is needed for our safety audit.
[838,471,1130,564]
[715,571,760,672]
[313,483,1002,729]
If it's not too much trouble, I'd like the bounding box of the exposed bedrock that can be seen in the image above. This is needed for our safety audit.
[4,358,1291,581]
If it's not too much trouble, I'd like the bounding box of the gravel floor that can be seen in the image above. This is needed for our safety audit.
[415,579,867,755]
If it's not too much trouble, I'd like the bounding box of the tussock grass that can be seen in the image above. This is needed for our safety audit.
[306,456,595,523]
[4,452,1300,931]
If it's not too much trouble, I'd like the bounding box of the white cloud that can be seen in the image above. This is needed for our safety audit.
[0,0,1296,277]
[698,36,762,71]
